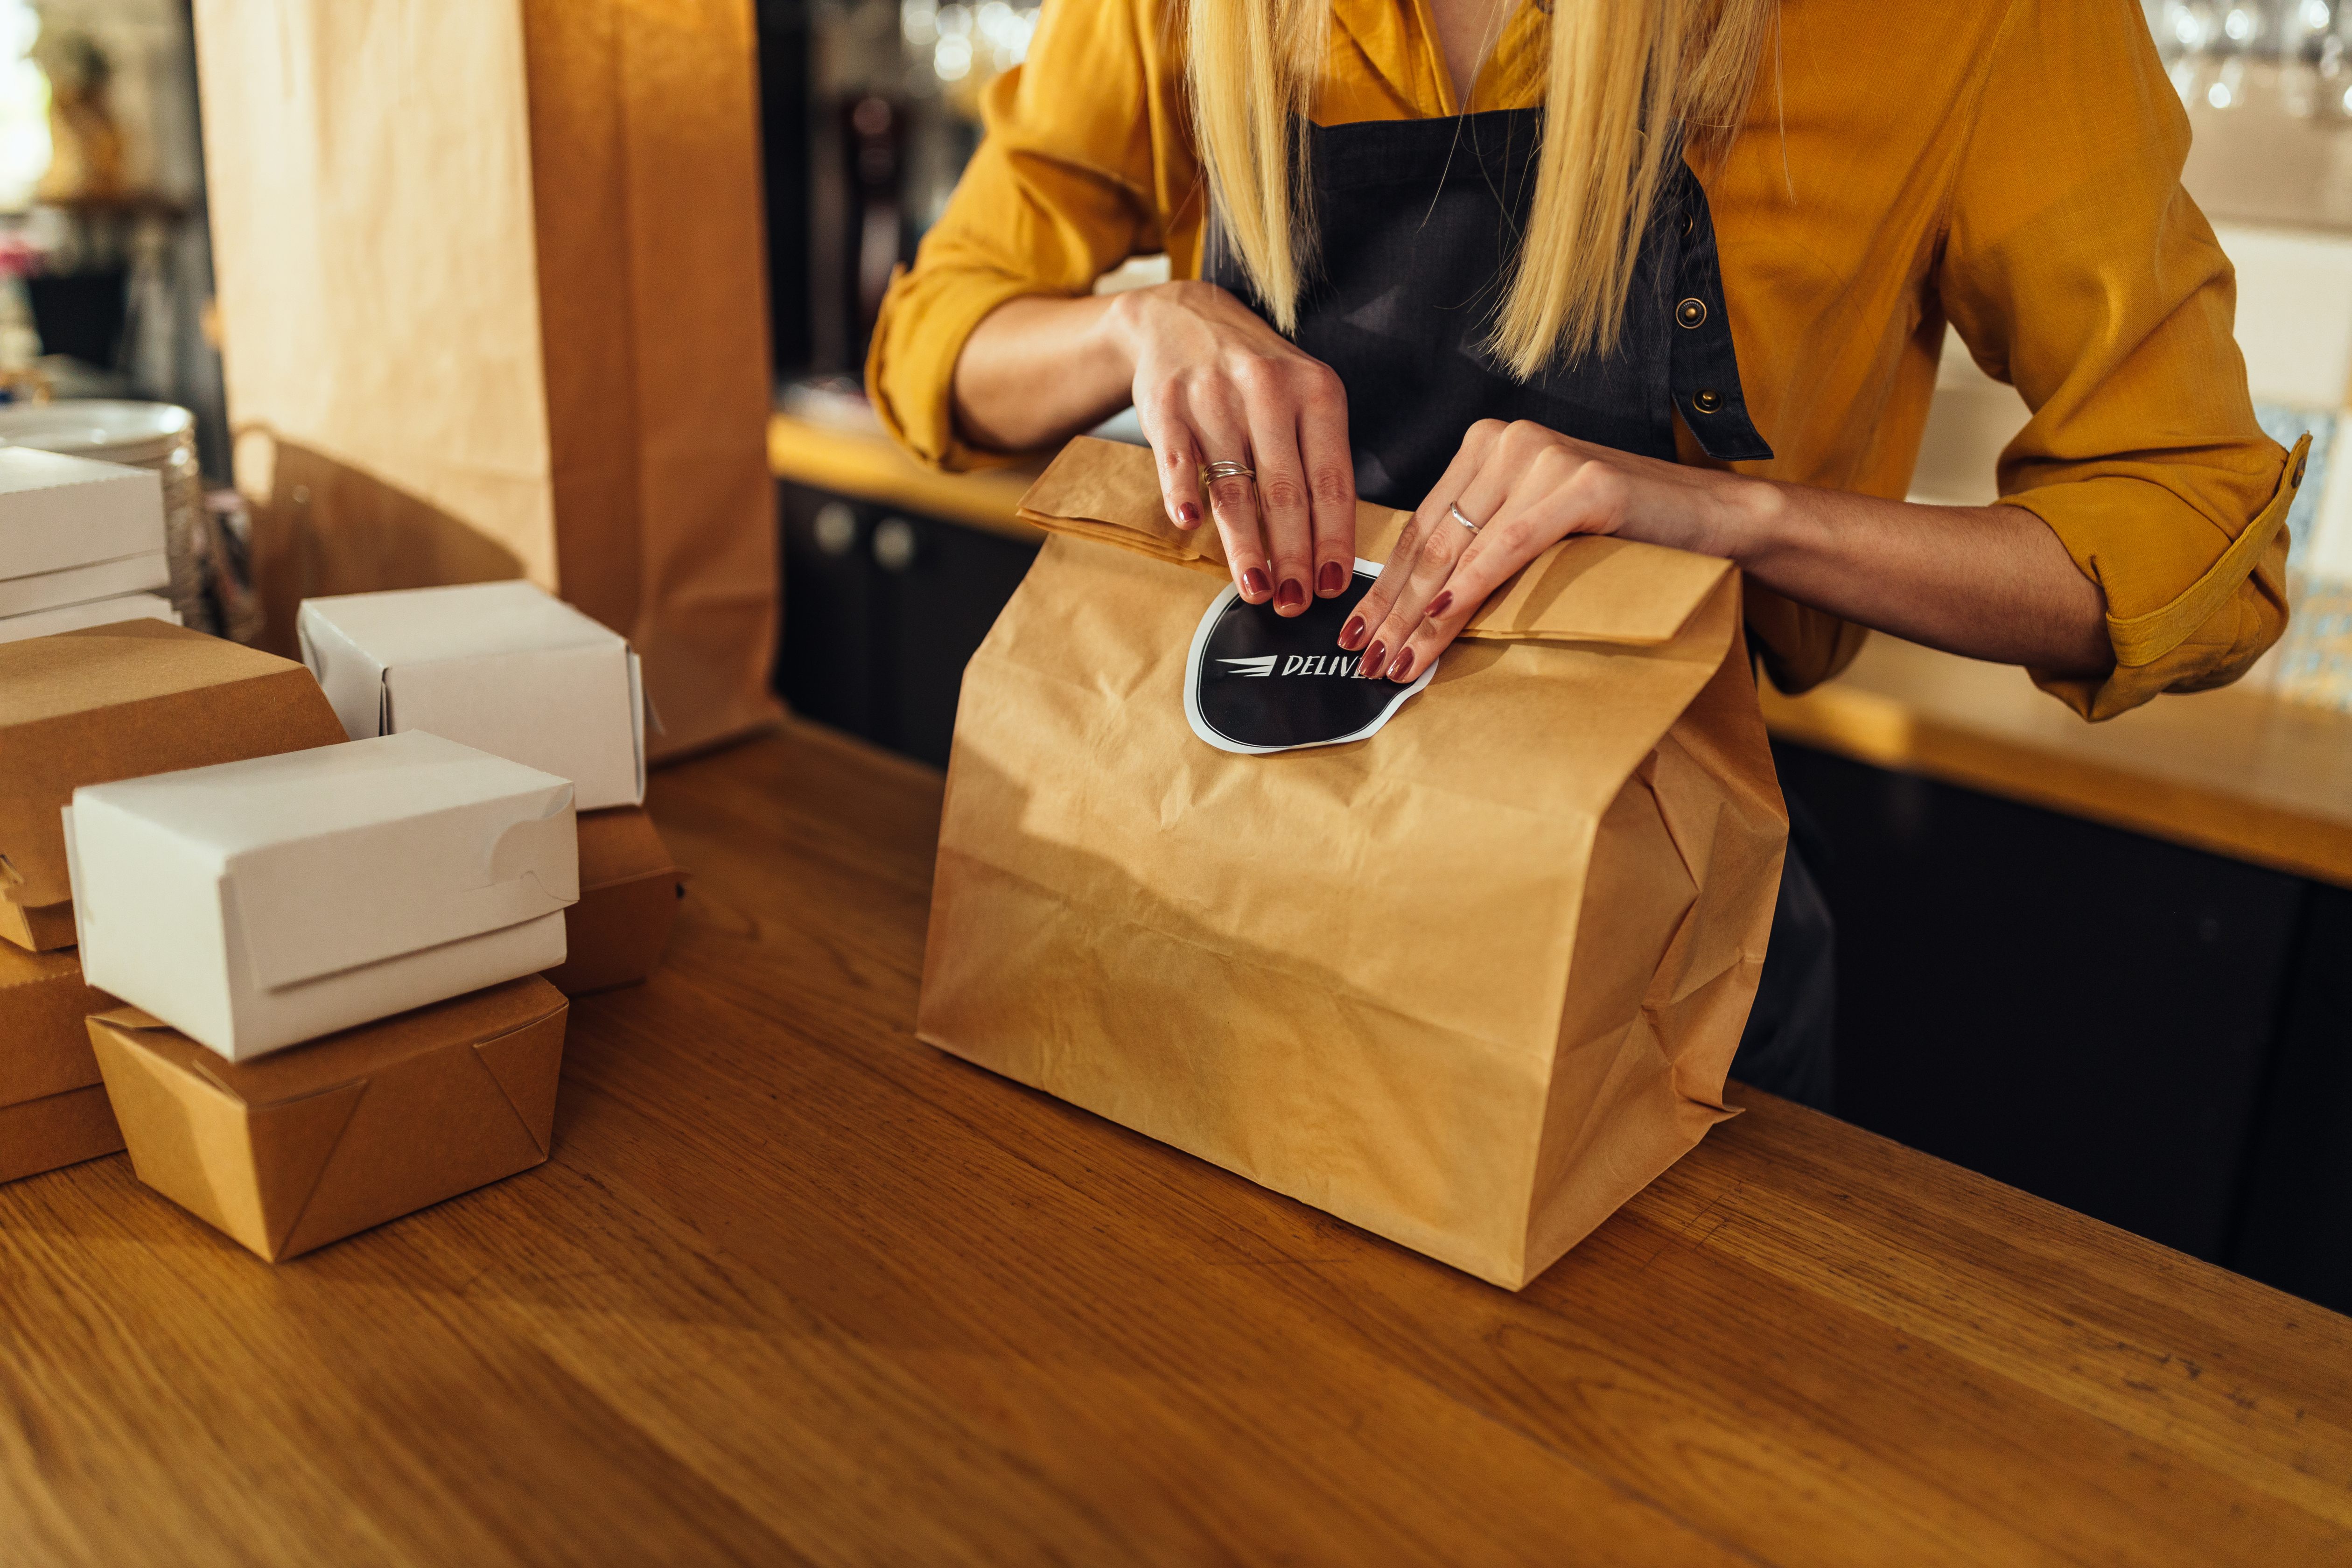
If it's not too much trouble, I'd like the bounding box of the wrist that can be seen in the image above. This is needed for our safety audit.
[1693,471,1796,566]
[1096,285,1160,385]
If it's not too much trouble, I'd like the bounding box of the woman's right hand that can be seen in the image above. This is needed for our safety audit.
[1103,281,1358,614]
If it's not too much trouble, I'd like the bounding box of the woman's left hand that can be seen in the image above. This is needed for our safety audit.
[1340,418,1737,682]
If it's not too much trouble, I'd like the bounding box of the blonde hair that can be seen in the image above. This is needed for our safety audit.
[1183,0,1775,377]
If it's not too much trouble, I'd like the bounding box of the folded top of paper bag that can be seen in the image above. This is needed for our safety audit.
[297,580,645,810]
[1016,436,1731,650]
[0,447,164,584]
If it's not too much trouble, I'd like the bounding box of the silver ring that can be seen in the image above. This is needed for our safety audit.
[1448,502,1482,533]
[1202,460,1255,484]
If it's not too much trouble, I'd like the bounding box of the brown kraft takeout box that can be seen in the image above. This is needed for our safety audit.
[86,976,568,1262]
[0,619,348,950]
[542,805,685,996]
[918,437,1787,1290]
[1,943,123,1182]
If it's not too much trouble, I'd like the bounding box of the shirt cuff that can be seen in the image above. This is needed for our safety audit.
[2011,433,2305,720]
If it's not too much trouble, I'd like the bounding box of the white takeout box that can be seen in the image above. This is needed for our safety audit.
[0,551,168,618]
[0,592,178,643]
[0,447,167,612]
[64,730,578,1061]
[296,581,645,810]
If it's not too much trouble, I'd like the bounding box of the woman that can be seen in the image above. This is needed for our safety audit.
[868,0,2298,1109]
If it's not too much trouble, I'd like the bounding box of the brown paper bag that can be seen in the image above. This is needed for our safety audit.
[917,437,1787,1289]
[195,0,781,759]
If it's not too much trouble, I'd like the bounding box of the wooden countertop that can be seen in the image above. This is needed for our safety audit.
[769,411,1045,542]
[1763,635,2352,889]
[5,724,2348,1564]
[769,414,2352,888]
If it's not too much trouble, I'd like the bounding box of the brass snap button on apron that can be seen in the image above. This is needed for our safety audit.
[1693,388,1723,413]
[1676,298,1707,329]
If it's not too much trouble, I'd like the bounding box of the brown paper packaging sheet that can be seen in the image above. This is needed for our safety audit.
[86,977,568,1263]
[921,438,1787,1289]
[542,805,686,997]
[0,620,348,950]
[0,944,123,1181]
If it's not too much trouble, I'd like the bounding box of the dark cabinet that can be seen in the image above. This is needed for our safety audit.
[2228,881,2352,1312]
[776,481,1039,769]
[1780,742,2352,1312]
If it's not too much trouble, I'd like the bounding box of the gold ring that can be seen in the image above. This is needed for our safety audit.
[1448,502,1482,533]
[1202,460,1255,484]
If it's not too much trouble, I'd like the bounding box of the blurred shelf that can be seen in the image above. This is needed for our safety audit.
[1763,636,2352,889]
[768,412,1044,543]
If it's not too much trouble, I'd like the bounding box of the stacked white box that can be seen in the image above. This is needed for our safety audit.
[0,447,168,637]
[0,593,178,643]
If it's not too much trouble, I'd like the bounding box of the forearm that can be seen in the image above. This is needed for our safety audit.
[1693,479,2113,675]
[951,293,1134,454]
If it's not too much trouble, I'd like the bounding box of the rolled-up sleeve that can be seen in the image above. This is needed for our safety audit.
[1937,0,2298,720]
[867,0,1195,471]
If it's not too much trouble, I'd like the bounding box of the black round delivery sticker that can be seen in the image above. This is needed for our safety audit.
[1184,558,1438,755]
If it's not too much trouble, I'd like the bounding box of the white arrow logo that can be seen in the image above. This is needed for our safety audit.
[1217,656,1279,678]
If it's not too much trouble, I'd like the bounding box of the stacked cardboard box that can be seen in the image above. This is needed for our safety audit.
[0,943,122,1182]
[4,579,680,1260]
[0,621,349,1181]
[72,730,580,1260]
[0,448,175,641]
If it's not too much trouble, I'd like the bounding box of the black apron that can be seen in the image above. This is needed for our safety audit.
[1207,108,1835,1111]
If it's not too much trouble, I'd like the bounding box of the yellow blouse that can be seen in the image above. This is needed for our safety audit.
[868,0,2297,717]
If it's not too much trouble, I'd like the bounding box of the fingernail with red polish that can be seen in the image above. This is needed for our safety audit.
[1241,568,1270,598]
[1317,561,1346,596]
[1361,640,1386,679]
[1386,647,1415,681]
[1176,502,1200,526]
[1276,578,1304,609]
[1338,615,1366,651]
[1425,590,1453,619]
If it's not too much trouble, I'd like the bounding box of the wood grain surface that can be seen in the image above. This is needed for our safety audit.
[1764,635,2352,889]
[3,724,2347,1566]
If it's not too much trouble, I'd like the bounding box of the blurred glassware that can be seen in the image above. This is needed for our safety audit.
[902,0,1036,110]
[2145,0,2352,116]
[2285,0,2335,57]
[2214,54,2251,107]
[2219,1,2273,54]
[2155,0,2226,60]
